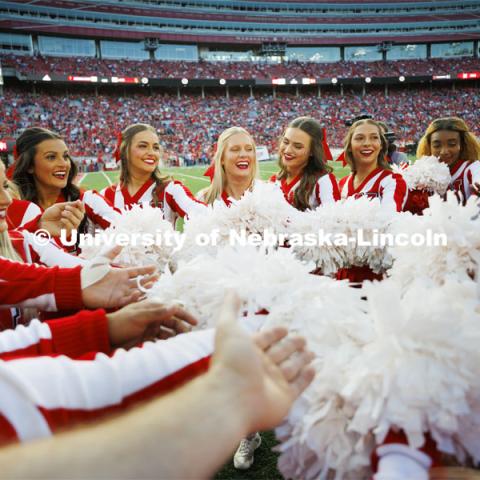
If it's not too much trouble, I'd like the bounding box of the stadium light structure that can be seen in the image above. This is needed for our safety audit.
[399,75,405,82]
[365,77,372,83]
[181,78,189,85]
[331,78,338,84]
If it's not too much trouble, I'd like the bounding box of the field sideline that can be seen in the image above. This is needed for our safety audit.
[78,160,352,194]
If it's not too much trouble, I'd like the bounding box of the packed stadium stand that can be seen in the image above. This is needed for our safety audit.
[1,0,479,166]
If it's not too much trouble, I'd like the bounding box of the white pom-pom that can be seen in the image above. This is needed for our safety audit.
[401,156,451,195]
[148,245,316,329]
[81,204,176,270]
[178,181,296,262]
[287,196,395,275]
[276,276,480,479]
[388,192,480,287]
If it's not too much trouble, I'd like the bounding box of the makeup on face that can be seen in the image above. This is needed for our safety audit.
[430,130,461,167]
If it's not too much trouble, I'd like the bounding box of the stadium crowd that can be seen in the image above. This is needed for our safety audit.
[3,54,480,80]
[1,85,479,166]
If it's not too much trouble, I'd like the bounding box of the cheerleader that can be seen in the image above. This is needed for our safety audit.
[339,119,408,212]
[0,161,88,329]
[11,128,119,252]
[102,123,207,225]
[337,119,407,283]
[197,126,264,470]
[270,116,340,210]
[416,116,480,203]
[197,126,259,205]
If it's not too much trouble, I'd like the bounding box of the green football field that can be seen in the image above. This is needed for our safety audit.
[78,160,352,193]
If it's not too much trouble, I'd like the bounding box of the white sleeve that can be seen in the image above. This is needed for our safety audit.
[81,190,121,229]
[464,161,480,200]
[164,182,208,219]
[22,231,87,268]
[379,174,408,213]
[317,174,339,205]
[0,329,214,442]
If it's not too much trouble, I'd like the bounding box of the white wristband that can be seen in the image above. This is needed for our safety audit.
[80,255,111,289]
[374,443,432,480]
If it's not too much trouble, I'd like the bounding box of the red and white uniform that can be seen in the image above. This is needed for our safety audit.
[0,231,87,331]
[102,178,207,225]
[8,192,118,232]
[270,173,340,209]
[0,310,213,445]
[0,257,82,312]
[6,199,42,231]
[198,180,261,207]
[339,168,408,213]
[449,159,480,203]
[64,190,119,230]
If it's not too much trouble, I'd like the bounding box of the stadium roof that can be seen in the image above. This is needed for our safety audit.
[1,0,479,45]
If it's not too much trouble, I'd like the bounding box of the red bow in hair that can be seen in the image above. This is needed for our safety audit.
[203,142,217,182]
[337,151,348,167]
[322,128,333,161]
[114,132,122,163]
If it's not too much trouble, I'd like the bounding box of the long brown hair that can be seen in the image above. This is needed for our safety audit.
[343,119,390,173]
[277,116,331,211]
[118,123,171,206]
[416,117,480,162]
[13,127,81,203]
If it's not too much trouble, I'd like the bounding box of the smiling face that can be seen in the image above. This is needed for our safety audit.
[29,139,71,193]
[221,132,256,183]
[128,130,161,177]
[279,127,312,176]
[430,130,461,167]
[0,163,12,233]
[349,123,382,170]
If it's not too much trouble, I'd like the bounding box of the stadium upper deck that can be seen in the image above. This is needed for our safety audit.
[0,0,479,44]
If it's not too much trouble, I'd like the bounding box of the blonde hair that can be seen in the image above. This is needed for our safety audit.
[343,119,390,173]
[7,180,21,200]
[0,231,22,262]
[118,123,171,206]
[416,117,480,162]
[201,127,258,205]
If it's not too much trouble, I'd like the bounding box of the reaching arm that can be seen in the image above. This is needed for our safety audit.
[0,293,315,480]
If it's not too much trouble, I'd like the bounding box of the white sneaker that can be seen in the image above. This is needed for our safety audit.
[233,432,262,470]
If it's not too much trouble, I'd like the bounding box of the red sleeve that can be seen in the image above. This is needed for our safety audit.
[14,213,41,233]
[329,173,341,201]
[0,310,111,360]
[0,258,82,311]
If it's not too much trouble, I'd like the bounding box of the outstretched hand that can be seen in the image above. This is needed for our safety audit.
[107,299,198,349]
[81,246,158,309]
[211,292,315,433]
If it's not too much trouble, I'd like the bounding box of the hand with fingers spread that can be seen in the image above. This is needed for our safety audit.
[107,299,198,349]
[81,246,158,309]
[38,200,86,237]
[211,292,315,433]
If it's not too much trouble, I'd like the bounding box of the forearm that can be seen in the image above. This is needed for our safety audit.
[0,364,250,479]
